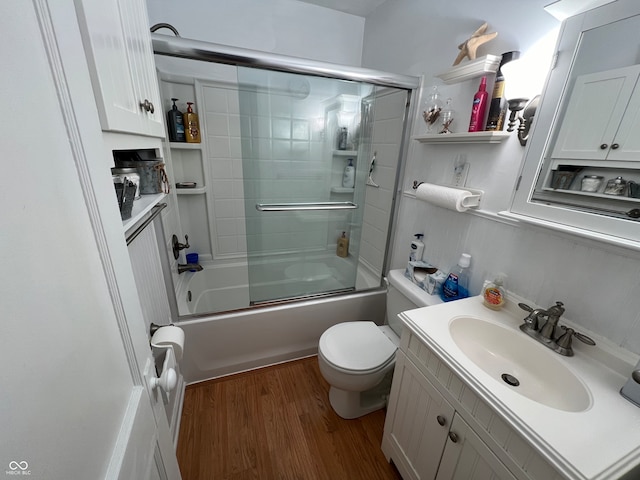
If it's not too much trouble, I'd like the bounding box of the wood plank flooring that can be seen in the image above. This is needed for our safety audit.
[176,356,402,480]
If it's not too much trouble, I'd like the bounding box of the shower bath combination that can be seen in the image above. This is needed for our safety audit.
[151,29,420,381]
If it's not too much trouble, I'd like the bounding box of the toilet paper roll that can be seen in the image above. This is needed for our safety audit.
[151,325,185,361]
[415,183,477,212]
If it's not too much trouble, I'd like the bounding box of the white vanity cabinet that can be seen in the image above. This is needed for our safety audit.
[74,0,165,138]
[382,329,564,480]
[551,65,640,162]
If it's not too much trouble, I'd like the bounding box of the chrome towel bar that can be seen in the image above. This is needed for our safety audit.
[256,201,358,212]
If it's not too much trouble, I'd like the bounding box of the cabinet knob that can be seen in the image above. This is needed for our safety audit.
[436,415,446,426]
[448,432,459,443]
[611,143,620,149]
[140,99,155,114]
[600,143,608,149]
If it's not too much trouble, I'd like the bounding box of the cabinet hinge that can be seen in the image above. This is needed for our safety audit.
[515,175,522,191]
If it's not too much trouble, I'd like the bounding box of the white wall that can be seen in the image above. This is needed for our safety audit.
[362,0,640,355]
[147,0,365,66]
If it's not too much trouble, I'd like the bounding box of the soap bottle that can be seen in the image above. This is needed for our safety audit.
[183,102,201,143]
[336,232,349,257]
[468,76,489,132]
[337,127,348,150]
[483,274,507,310]
[342,158,355,188]
[409,233,425,261]
[167,98,186,142]
[440,253,471,302]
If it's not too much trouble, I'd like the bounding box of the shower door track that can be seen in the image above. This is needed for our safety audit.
[151,34,420,89]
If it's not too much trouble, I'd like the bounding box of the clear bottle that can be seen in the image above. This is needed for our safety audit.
[422,85,443,133]
[439,98,454,134]
[483,274,507,310]
[440,253,471,302]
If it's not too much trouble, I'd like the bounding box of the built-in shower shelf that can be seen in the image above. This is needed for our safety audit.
[331,186,355,194]
[333,150,358,156]
[176,187,207,195]
[169,142,203,150]
[413,131,510,144]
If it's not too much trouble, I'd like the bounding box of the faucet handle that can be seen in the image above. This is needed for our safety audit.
[547,301,565,318]
[555,327,596,356]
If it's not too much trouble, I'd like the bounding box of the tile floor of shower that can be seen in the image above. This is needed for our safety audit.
[176,356,401,479]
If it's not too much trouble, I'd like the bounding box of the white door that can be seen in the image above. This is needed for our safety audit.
[0,2,180,479]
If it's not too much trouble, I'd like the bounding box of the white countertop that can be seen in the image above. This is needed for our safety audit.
[400,294,640,480]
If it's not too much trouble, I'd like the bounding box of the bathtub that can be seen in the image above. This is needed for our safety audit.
[174,257,385,383]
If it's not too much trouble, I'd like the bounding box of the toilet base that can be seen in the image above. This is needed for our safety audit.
[328,371,393,419]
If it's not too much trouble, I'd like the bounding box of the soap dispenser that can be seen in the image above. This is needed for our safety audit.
[342,158,355,188]
[409,234,425,261]
[167,98,186,142]
[483,273,507,310]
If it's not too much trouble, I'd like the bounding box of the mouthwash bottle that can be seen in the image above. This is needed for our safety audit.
[440,253,471,302]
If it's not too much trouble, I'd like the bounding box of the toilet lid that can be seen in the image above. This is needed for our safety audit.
[319,321,397,372]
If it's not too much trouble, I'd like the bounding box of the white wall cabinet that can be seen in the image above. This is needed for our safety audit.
[552,65,640,162]
[383,350,516,480]
[75,0,165,138]
[383,329,565,480]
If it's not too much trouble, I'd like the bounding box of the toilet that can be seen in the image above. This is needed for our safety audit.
[318,269,441,419]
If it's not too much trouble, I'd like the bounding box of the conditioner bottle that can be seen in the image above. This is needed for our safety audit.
[336,232,349,258]
[468,76,489,132]
[183,102,201,143]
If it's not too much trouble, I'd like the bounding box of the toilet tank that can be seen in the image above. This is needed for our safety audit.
[386,269,442,336]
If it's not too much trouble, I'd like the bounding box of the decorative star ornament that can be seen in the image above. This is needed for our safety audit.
[453,22,498,66]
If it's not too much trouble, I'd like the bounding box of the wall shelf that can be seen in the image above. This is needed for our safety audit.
[414,131,510,144]
[122,192,166,232]
[435,54,502,84]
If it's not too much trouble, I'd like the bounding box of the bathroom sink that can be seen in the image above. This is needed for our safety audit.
[449,316,592,412]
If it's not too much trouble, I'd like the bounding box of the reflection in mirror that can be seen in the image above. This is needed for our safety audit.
[531,13,640,221]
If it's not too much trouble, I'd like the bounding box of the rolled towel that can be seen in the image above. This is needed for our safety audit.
[415,183,478,212]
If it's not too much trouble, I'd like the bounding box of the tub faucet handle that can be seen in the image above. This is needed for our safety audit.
[171,234,190,259]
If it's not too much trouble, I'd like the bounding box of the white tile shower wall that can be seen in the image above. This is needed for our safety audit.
[359,88,407,276]
[363,0,640,354]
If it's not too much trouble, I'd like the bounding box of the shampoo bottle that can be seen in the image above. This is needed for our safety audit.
[167,98,186,142]
[485,51,520,131]
[342,158,355,188]
[440,253,471,302]
[183,102,201,143]
[468,76,489,132]
[336,232,349,257]
[409,233,425,261]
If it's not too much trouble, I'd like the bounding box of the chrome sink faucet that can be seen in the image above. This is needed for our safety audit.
[518,302,595,356]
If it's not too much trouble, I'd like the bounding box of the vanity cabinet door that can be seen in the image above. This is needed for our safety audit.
[551,65,640,162]
[382,351,455,480]
[74,0,165,138]
[435,414,517,480]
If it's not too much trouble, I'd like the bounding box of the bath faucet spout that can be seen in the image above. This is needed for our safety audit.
[178,263,203,274]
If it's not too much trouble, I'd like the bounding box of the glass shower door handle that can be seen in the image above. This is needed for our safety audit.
[255,201,358,211]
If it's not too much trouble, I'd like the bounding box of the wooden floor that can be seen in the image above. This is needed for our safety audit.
[176,356,402,480]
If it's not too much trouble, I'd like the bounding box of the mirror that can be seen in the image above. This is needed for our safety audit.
[509,0,640,249]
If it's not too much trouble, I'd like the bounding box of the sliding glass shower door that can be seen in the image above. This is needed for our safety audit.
[237,67,408,304]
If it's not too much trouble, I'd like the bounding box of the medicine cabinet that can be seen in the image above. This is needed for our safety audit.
[507,0,640,250]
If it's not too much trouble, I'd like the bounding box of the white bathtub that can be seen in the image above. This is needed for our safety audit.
[176,256,380,316]
[174,257,385,383]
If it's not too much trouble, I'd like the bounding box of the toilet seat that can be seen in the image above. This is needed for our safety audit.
[319,321,397,374]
